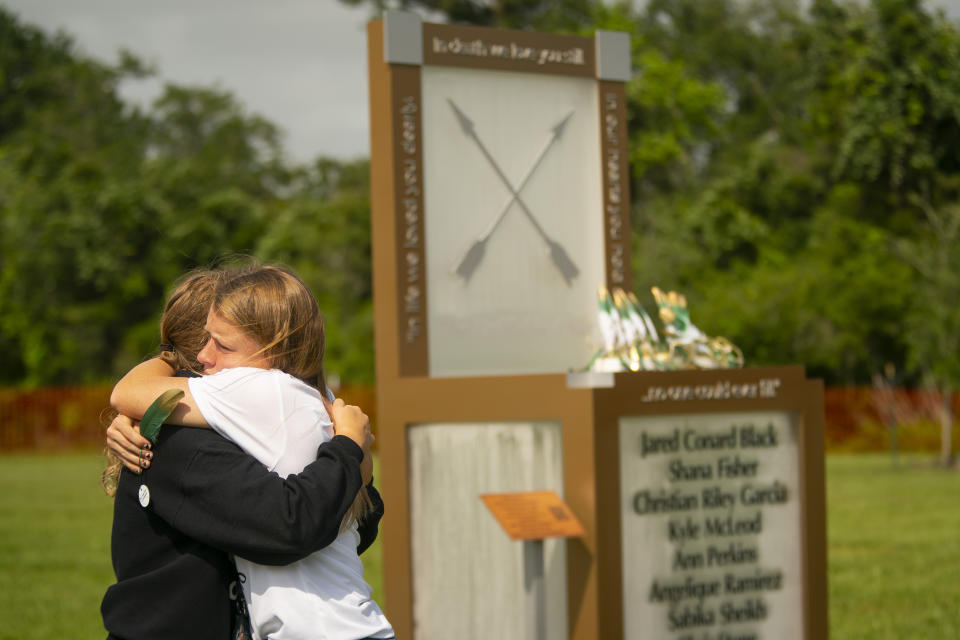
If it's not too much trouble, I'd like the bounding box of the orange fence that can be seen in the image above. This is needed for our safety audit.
[824,386,958,452]
[0,384,955,453]
[0,385,113,451]
[0,384,380,453]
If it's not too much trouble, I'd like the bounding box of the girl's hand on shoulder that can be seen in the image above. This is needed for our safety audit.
[325,397,374,452]
[106,414,153,473]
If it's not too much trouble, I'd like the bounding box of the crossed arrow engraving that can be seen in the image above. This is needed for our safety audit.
[447,98,580,285]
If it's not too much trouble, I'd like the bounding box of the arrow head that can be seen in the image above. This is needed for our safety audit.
[548,240,580,286]
[552,111,574,138]
[455,238,487,281]
[447,98,475,136]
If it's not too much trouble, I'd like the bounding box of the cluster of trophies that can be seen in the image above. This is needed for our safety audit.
[586,286,744,372]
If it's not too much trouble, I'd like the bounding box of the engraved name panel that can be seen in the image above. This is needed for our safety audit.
[619,412,805,640]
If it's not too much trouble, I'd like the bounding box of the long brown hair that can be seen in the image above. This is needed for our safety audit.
[159,269,225,374]
[101,269,222,496]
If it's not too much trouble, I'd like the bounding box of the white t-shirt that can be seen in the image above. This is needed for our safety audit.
[188,367,394,640]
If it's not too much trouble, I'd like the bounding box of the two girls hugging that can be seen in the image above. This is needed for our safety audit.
[102,264,395,640]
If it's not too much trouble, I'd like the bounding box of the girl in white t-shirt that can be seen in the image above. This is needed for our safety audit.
[112,264,395,640]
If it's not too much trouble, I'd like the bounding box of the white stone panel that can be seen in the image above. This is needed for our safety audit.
[420,65,605,377]
[408,422,567,640]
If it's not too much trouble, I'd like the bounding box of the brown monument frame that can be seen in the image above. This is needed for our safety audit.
[370,366,826,639]
[368,15,826,640]
[368,16,632,379]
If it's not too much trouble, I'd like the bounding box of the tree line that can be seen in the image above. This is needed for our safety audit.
[0,6,373,386]
[2,1,959,428]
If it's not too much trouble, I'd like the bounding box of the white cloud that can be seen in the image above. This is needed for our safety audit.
[3,0,375,162]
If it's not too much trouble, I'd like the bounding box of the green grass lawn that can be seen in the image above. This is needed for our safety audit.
[826,454,960,639]
[0,451,385,640]
[0,452,956,639]
[0,452,116,640]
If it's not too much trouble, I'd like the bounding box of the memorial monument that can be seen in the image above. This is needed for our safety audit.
[367,12,826,640]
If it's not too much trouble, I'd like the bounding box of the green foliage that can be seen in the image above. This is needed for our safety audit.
[5,0,960,392]
[0,7,375,386]
[624,48,725,194]
[808,0,960,199]
[255,159,375,385]
[0,9,154,384]
[898,196,960,387]
[624,0,960,389]
[639,0,812,146]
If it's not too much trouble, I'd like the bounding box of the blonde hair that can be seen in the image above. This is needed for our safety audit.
[159,269,225,374]
[212,264,327,395]
[102,269,223,496]
[212,264,371,527]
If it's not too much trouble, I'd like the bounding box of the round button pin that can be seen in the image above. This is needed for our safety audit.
[138,484,151,508]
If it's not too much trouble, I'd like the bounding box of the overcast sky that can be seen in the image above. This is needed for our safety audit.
[4,0,960,164]
[3,0,377,162]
